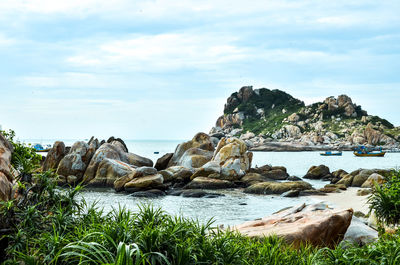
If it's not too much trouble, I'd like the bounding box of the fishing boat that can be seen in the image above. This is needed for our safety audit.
[320,151,342,156]
[353,146,385,157]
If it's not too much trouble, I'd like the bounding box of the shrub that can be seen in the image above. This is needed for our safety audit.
[368,170,400,226]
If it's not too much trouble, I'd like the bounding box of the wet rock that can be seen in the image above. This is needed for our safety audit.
[154,153,173,171]
[180,190,224,198]
[131,189,166,198]
[244,181,313,195]
[232,203,353,248]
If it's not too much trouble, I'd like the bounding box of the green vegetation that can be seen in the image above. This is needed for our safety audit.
[368,170,400,226]
[2,130,400,264]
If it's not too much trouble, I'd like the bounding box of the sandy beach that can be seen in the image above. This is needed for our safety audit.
[310,187,370,214]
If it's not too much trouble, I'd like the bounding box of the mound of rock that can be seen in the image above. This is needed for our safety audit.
[304,165,331,180]
[336,169,389,187]
[232,203,353,248]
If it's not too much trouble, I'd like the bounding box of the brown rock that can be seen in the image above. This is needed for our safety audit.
[43,141,66,171]
[361,173,385,188]
[232,203,353,248]
[304,165,330,179]
[124,174,164,191]
[154,153,173,171]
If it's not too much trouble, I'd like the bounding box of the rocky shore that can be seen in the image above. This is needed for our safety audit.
[34,132,390,201]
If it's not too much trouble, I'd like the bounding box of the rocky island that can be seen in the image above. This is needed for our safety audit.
[210,86,400,151]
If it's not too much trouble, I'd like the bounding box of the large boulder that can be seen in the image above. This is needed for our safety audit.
[212,137,252,180]
[83,141,153,184]
[244,181,313,195]
[364,123,382,145]
[0,132,13,201]
[361,173,385,188]
[154,153,173,171]
[232,203,353,248]
[87,158,136,187]
[352,169,375,187]
[184,177,235,189]
[241,173,272,186]
[304,165,330,180]
[56,141,96,181]
[42,141,66,171]
[167,132,214,169]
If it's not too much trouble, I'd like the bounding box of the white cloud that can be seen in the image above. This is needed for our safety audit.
[67,33,247,71]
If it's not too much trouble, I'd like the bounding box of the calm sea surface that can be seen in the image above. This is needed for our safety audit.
[25,139,400,225]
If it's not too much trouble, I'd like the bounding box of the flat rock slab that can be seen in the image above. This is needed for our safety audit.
[231,203,353,248]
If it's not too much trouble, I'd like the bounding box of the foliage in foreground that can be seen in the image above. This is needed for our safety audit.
[1,172,400,264]
[368,169,400,226]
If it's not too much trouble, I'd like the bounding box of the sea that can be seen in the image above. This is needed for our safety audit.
[24,139,400,226]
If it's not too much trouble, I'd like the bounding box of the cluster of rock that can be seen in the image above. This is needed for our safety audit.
[302,164,387,194]
[210,86,400,151]
[0,133,14,201]
[41,132,323,198]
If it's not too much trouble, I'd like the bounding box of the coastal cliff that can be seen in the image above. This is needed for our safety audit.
[210,86,400,151]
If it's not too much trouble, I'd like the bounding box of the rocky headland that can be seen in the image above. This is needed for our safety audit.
[210,86,400,151]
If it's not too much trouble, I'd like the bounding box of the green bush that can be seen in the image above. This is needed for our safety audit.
[368,170,400,226]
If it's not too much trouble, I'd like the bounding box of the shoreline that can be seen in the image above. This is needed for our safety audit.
[310,187,370,215]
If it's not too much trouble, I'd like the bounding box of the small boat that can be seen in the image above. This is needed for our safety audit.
[353,146,385,157]
[154,151,160,154]
[320,151,342,156]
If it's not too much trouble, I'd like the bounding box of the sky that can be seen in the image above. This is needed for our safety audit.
[0,0,399,140]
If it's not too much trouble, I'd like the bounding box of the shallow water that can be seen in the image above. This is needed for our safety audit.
[28,138,400,225]
[79,188,318,226]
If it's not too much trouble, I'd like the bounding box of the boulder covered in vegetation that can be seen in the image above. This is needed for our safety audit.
[42,141,66,171]
[0,132,13,201]
[167,132,215,169]
[232,203,353,248]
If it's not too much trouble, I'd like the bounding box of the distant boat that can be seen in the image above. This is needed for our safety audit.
[320,151,342,156]
[154,151,159,154]
[353,146,385,157]
[33,143,51,152]
[354,151,385,157]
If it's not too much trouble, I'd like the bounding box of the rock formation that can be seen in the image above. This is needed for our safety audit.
[210,86,399,151]
[232,203,353,248]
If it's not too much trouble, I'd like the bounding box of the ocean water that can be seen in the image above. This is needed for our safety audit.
[26,138,400,225]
